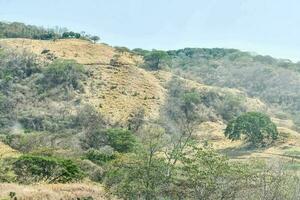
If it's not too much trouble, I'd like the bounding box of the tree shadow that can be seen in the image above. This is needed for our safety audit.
[218,144,264,158]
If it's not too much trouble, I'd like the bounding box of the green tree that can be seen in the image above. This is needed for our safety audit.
[178,145,250,200]
[106,129,136,153]
[104,124,169,200]
[90,35,100,44]
[144,50,169,70]
[85,148,116,165]
[224,112,278,147]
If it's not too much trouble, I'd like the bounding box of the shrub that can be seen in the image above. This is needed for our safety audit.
[0,50,39,80]
[85,148,116,165]
[81,128,107,150]
[81,128,136,153]
[77,159,104,182]
[225,112,278,147]
[73,105,106,131]
[0,158,16,183]
[106,129,136,153]
[13,155,83,184]
[39,59,86,91]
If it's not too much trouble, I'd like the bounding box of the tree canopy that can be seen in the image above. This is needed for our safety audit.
[224,112,278,147]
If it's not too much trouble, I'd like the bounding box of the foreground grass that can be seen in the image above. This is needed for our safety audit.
[0,183,110,200]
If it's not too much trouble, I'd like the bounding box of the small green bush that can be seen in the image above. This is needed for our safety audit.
[81,128,136,152]
[13,155,84,184]
[106,129,136,153]
[85,148,116,165]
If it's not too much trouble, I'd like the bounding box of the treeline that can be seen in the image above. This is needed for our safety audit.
[0,21,100,42]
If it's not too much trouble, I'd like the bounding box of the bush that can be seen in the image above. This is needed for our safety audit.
[0,50,39,81]
[81,128,136,153]
[225,112,278,147]
[13,155,83,184]
[0,158,16,183]
[39,59,86,90]
[85,148,116,165]
[81,128,107,150]
[106,129,136,153]
[77,159,104,182]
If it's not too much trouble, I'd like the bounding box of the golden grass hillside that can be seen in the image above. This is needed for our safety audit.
[0,38,166,123]
[1,38,299,164]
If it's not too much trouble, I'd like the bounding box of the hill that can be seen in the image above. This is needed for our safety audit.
[1,38,299,160]
[138,48,300,127]
[0,37,299,199]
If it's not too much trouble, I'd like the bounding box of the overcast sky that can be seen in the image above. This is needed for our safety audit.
[0,0,299,61]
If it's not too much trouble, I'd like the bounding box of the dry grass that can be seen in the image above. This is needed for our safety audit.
[0,38,115,64]
[0,38,166,124]
[1,38,298,165]
[196,120,300,164]
[0,142,19,158]
[0,183,112,200]
[82,63,166,123]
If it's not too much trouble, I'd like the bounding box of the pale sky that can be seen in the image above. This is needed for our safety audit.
[0,0,299,61]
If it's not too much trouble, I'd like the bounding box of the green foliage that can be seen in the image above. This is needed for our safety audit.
[61,31,81,39]
[0,50,39,81]
[104,134,250,200]
[104,153,169,199]
[0,158,16,183]
[39,59,86,91]
[13,155,83,184]
[160,47,300,128]
[89,35,100,43]
[0,21,59,40]
[143,50,169,70]
[4,132,79,154]
[85,148,116,165]
[178,146,249,200]
[81,128,136,153]
[106,129,136,153]
[225,112,278,146]
[0,21,94,41]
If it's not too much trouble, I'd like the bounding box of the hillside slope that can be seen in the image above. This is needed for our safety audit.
[0,38,300,199]
[1,38,299,160]
[0,39,165,123]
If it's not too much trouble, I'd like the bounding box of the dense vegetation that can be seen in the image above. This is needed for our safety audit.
[135,48,300,129]
[13,155,83,184]
[225,112,278,147]
[0,31,299,199]
[0,21,100,42]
